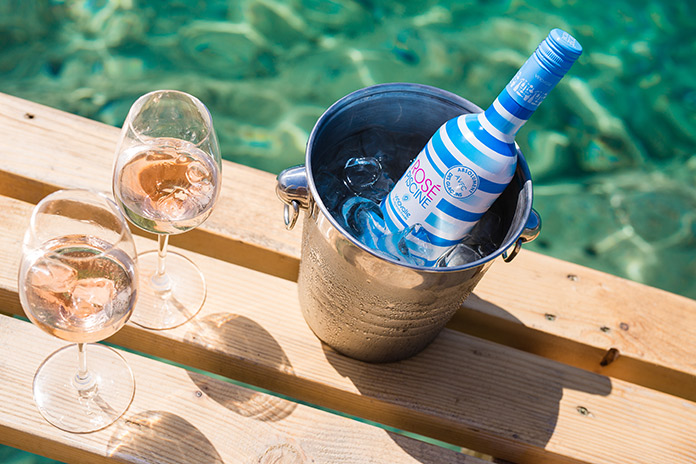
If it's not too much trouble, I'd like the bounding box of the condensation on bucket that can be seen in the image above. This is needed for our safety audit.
[298,205,490,362]
[294,83,535,363]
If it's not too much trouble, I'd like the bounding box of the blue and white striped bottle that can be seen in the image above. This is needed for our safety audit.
[379,28,582,265]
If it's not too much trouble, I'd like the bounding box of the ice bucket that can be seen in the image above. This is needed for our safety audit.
[276,83,540,362]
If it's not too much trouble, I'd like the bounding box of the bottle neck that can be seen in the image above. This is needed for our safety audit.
[480,89,533,142]
[481,42,569,141]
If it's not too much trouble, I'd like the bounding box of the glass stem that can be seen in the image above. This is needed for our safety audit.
[77,343,88,381]
[157,234,169,278]
[73,343,98,397]
[151,233,172,292]
[73,342,95,394]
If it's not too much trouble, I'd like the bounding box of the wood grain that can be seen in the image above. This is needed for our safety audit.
[1,91,695,404]
[1,195,694,464]
[0,91,302,281]
[453,252,696,401]
[0,315,479,464]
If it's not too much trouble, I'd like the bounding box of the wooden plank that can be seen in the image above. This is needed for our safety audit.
[1,91,695,403]
[0,315,479,464]
[453,252,696,401]
[1,195,694,464]
[0,91,302,281]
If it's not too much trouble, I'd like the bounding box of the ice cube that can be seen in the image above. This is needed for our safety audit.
[341,196,386,250]
[467,212,502,257]
[436,240,483,268]
[29,258,78,293]
[343,156,382,193]
[189,180,214,201]
[376,223,433,267]
[185,160,215,202]
[186,160,210,184]
[187,170,214,204]
[315,169,351,212]
[156,188,190,219]
[71,277,116,317]
[343,156,395,203]
[356,128,408,199]
[364,172,395,203]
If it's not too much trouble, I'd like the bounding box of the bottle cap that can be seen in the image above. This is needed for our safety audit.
[535,28,583,77]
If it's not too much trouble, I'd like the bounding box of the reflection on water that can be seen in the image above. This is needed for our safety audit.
[1,2,694,461]
[2,1,694,299]
[107,410,224,464]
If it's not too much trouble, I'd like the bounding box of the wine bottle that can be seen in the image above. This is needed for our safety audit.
[379,28,582,265]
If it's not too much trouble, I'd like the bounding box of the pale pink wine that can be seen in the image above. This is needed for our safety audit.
[114,140,220,234]
[20,235,137,343]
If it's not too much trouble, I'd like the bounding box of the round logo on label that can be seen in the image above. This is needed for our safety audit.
[444,165,479,199]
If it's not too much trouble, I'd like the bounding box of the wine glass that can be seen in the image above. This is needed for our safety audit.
[112,90,222,330]
[18,189,138,433]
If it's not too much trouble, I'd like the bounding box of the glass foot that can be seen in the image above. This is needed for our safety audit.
[130,249,206,330]
[33,343,135,433]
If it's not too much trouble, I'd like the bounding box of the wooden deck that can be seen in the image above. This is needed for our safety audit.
[0,92,694,463]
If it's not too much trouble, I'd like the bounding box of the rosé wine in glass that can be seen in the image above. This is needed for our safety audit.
[21,235,136,343]
[112,90,222,330]
[18,189,138,433]
[115,139,220,235]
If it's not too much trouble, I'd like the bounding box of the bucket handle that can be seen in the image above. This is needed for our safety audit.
[276,165,311,230]
[276,165,542,262]
[502,208,541,262]
[283,200,301,230]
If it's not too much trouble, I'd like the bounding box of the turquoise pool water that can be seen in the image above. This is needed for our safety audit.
[1,0,694,461]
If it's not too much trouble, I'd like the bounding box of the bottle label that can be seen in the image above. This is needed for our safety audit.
[444,165,479,199]
[382,114,516,233]
[386,153,444,225]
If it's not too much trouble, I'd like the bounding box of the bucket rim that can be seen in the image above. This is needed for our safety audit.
[305,82,534,273]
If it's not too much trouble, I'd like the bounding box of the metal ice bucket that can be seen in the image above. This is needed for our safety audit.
[276,83,540,363]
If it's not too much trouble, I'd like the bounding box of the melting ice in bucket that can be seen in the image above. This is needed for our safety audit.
[343,156,394,203]
[341,197,499,267]
[341,128,397,202]
[316,129,500,267]
[341,195,499,267]
[344,156,381,191]
[341,196,437,267]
